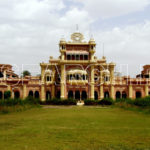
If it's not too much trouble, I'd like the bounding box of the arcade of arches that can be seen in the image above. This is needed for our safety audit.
[0,89,147,100]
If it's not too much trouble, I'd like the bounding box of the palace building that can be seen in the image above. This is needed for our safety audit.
[0,32,150,101]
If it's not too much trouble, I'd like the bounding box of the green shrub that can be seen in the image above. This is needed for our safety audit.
[126,98,134,105]
[25,96,40,105]
[134,97,150,107]
[84,99,99,105]
[0,97,40,107]
[45,98,77,105]
[116,98,126,103]
[99,98,114,105]
[115,98,133,105]
[4,91,11,99]
[61,99,76,105]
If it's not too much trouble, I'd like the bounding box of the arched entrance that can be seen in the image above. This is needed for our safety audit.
[0,72,3,78]
[68,91,73,99]
[14,91,20,99]
[81,91,87,100]
[0,91,3,99]
[116,91,121,99]
[46,91,51,100]
[104,91,109,98]
[136,91,141,98]
[94,91,98,100]
[28,91,33,97]
[35,91,39,99]
[56,91,60,99]
[122,91,127,99]
[75,91,80,100]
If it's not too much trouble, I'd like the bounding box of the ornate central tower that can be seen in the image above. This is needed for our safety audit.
[40,32,115,101]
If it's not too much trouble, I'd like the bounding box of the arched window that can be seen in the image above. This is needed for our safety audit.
[116,91,121,99]
[80,55,83,60]
[0,91,3,99]
[104,91,109,98]
[81,91,87,100]
[84,55,88,60]
[68,91,74,99]
[28,91,33,97]
[14,91,20,99]
[94,74,98,82]
[0,72,3,78]
[67,55,71,60]
[136,91,142,98]
[83,75,85,80]
[104,76,109,82]
[46,76,51,82]
[76,74,79,80]
[94,91,98,100]
[75,91,80,100]
[72,55,75,60]
[76,55,79,60]
[35,91,39,99]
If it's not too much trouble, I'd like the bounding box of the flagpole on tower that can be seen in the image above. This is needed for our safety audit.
[76,24,79,32]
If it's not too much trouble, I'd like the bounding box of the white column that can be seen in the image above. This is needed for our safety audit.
[3,70,6,80]
[129,84,133,99]
[145,85,149,97]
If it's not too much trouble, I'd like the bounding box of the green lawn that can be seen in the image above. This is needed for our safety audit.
[0,106,150,150]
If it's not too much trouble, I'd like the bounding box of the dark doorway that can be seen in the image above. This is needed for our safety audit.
[68,91,73,99]
[0,91,3,99]
[35,91,39,99]
[75,91,80,100]
[122,92,127,99]
[67,55,71,60]
[94,91,98,100]
[28,91,33,97]
[104,91,109,98]
[14,91,20,99]
[116,91,121,99]
[56,91,60,99]
[136,91,141,98]
[81,91,87,100]
[0,72,3,78]
[46,91,51,100]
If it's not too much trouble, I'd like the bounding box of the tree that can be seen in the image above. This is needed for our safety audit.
[22,70,31,77]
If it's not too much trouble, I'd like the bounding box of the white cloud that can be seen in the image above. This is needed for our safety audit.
[94,20,150,76]
[58,8,93,32]
[72,0,150,18]
[0,0,91,75]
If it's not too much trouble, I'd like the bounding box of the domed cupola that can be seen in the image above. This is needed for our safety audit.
[89,37,96,45]
[59,37,66,44]
[102,69,110,76]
